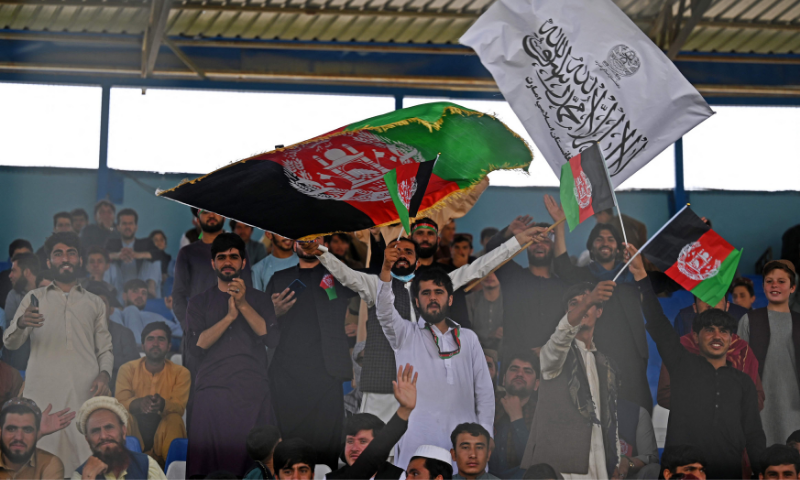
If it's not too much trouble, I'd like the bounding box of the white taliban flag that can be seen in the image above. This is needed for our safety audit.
[460,0,714,187]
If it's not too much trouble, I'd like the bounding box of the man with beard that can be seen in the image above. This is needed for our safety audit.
[2,253,40,372]
[267,238,355,470]
[105,209,165,298]
[73,397,167,480]
[173,209,252,391]
[627,245,765,480]
[545,195,651,413]
[489,352,540,478]
[0,398,64,479]
[0,240,33,312]
[186,233,278,477]
[465,272,503,351]
[251,232,298,292]
[520,281,620,479]
[485,217,567,353]
[375,259,494,469]
[119,279,182,348]
[3,232,113,475]
[307,220,538,426]
[116,322,190,466]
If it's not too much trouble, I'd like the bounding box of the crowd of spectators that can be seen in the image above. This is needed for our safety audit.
[2,196,800,480]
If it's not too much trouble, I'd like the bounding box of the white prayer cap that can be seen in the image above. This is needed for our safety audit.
[76,396,129,434]
[411,445,452,465]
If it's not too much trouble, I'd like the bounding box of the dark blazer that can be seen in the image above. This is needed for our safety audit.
[267,264,355,380]
[327,413,408,480]
[105,237,169,273]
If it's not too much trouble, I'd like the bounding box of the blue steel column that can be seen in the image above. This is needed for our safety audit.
[96,84,111,201]
[394,95,403,110]
[673,137,687,213]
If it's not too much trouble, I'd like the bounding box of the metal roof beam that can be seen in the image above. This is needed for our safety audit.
[164,37,205,79]
[667,0,712,60]
[141,0,171,77]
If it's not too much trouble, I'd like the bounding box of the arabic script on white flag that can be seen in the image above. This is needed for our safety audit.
[460,0,714,187]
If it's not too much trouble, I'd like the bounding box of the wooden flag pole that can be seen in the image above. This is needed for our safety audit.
[463,217,566,293]
[596,145,629,249]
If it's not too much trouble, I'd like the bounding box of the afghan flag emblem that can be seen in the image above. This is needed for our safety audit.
[320,274,338,300]
[644,206,741,307]
[383,158,436,235]
[559,143,615,232]
[157,102,531,240]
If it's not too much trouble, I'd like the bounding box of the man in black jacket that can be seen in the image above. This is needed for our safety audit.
[626,244,765,479]
[328,364,417,480]
[267,238,356,470]
[105,208,167,298]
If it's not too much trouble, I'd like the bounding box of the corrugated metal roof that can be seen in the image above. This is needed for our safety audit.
[0,0,798,53]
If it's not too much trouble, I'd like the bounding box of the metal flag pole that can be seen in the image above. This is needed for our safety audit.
[612,204,690,282]
[594,144,629,251]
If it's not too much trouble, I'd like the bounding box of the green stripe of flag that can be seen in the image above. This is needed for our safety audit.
[691,248,743,307]
[560,163,581,232]
[383,169,411,235]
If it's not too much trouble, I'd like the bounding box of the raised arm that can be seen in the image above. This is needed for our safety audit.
[300,242,380,307]
[540,281,615,379]
[450,220,547,290]
[345,364,417,479]
[626,244,688,372]
[376,247,415,350]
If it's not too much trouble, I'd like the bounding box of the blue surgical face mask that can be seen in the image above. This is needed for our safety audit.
[391,271,416,283]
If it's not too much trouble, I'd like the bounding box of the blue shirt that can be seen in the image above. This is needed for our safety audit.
[251,254,299,291]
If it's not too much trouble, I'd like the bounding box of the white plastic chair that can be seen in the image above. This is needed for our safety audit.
[166,460,186,480]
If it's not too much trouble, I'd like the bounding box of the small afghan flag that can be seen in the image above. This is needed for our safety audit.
[645,206,741,307]
[320,274,338,300]
[383,158,436,235]
[559,143,616,232]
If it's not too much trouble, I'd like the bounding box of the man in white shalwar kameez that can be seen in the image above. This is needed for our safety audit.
[3,232,113,476]
[375,246,494,471]
[520,279,621,479]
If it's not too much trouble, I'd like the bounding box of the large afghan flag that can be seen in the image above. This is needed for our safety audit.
[560,143,615,231]
[645,206,742,307]
[158,102,532,240]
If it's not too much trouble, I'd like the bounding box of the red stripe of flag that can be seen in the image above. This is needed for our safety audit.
[569,153,595,223]
[664,229,735,291]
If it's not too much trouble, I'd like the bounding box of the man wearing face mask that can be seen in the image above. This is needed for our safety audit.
[267,238,356,471]
[375,253,494,470]
[186,233,278,478]
[3,232,113,475]
[303,220,542,427]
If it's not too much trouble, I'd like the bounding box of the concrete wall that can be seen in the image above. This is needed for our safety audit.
[1,166,798,275]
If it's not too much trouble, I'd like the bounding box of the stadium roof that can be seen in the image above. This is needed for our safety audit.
[0,0,798,100]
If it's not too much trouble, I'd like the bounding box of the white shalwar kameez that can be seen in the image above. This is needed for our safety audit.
[376,280,495,471]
